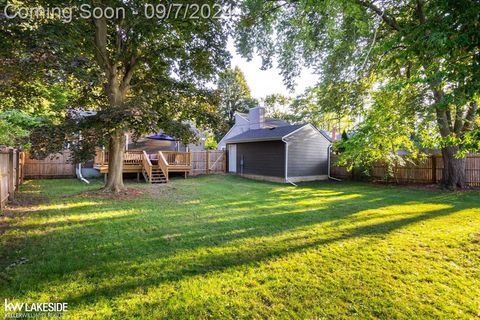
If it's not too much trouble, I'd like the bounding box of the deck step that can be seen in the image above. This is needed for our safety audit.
[143,167,168,184]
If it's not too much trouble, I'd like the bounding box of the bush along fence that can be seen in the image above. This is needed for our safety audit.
[330,153,480,187]
[0,148,24,210]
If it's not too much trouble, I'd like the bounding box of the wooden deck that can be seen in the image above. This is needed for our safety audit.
[94,150,192,183]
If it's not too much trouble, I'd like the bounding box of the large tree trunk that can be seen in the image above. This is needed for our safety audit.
[93,15,136,193]
[435,105,468,190]
[441,146,466,190]
[104,129,126,192]
[102,81,127,192]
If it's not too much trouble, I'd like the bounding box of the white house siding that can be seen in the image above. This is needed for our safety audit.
[218,113,250,150]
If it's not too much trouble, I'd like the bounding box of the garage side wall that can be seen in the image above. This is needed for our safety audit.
[235,141,285,178]
[285,126,330,177]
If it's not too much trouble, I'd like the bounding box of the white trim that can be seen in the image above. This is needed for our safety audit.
[284,139,288,181]
[281,137,297,186]
[218,126,236,147]
[327,144,342,181]
[218,114,250,149]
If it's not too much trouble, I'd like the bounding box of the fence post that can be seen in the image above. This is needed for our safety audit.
[15,150,20,190]
[8,148,14,201]
[431,155,437,183]
[0,180,3,211]
[19,152,24,184]
[206,151,210,174]
[223,151,227,173]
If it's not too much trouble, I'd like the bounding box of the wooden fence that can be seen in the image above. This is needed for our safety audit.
[331,154,480,187]
[190,150,226,176]
[26,149,225,179]
[0,148,23,210]
[23,150,76,179]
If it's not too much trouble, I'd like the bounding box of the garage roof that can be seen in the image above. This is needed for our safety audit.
[225,124,308,143]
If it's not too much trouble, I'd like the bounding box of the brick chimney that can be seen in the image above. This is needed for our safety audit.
[331,127,337,141]
[249,107,265,130]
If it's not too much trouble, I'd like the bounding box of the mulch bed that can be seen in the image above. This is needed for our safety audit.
[78,188,145,200]
[1,193,50,219]
[7,194,49,208]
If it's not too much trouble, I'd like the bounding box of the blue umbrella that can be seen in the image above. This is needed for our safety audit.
[146,133,177,141]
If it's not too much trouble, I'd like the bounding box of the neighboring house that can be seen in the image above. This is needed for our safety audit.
[224,107,332,183]
[218,110,289,150]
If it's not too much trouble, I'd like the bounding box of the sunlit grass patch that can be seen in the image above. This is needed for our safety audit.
[0,176,479,319]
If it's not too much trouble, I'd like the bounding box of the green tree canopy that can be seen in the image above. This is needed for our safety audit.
[261,93,292,121]
[1,0,231,191]
[0,110,47,148]
[215,66,257,138]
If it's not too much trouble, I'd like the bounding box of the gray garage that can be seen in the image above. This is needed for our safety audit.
[225,123,332,183]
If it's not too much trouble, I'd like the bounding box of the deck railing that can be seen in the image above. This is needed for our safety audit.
[142,151,153,182]
[161,151,191,166]
[95,150,192,180]
[157,152,170,182]
[124,151,143,164]
[94,149,106,165]
[95,150,191,167]
[94,150,143,165]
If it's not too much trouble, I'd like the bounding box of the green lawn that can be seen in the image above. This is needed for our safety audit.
[1,175,479,319]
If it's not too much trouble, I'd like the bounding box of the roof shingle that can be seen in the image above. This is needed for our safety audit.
[225,124,306,143]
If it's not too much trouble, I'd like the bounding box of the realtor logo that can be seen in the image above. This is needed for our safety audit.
[4,299,68,318]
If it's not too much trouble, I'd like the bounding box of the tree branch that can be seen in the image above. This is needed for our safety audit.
[121,55,137,91]
[415,0,426,24]
[462,102,478,134]
[446,108,452,128]
[453,105,464,135]
[115,26,123,59]
[93,16,111,74]
[432,89,451,137]
[357,0,401,31]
